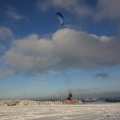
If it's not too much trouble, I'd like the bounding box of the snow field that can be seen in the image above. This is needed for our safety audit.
[0,103,120,120]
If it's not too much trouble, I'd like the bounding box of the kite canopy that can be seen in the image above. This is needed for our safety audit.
[55,12,65,26]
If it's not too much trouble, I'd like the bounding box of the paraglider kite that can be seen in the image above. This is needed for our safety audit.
[55,12,65,26]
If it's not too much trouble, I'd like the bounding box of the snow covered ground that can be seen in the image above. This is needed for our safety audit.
[0,103,120,120]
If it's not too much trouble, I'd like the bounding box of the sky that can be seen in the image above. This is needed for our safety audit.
[0,0,120,100]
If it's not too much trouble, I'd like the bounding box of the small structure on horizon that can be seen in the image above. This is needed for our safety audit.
[67,92,72,100]
[65,90,74,103]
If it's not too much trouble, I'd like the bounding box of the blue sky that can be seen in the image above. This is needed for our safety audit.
[0,0,120,100]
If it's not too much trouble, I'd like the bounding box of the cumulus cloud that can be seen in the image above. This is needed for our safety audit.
[0,26,13,38]
[36,0,120,21]
[2,28,120,75]
[95,72,109,79]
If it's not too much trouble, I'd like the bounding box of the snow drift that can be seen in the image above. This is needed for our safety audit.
[0,100,83,106]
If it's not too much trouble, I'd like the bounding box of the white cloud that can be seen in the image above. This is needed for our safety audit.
[36,0,120,21]
[35,0,92,16]
[90,34,112,42]
[95,0,120,21]
[0,26,13,38]
[6,7,28,21]
[2,28,120,75]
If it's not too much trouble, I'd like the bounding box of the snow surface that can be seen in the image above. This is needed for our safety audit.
[0,103,120,120]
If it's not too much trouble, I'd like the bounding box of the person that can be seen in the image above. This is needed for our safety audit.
[67,92,72,100]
